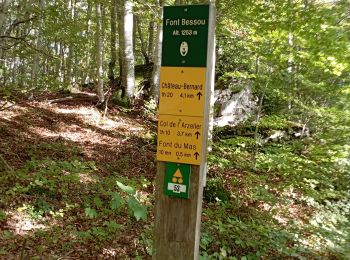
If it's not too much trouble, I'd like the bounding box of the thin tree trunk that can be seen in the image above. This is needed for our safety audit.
[0,0,13,64]
[31,0,44,90]
[96,3,104,103]
[59,44,65,83]
[65,0,76,86]
[0,0,12,35]
[287,32,293,114]
[147,20,154,64]
[84,3,92,83]
[150,0,164,101]
[120,0,135,101]
[109,0,117,81]
[136,15,149,64]
[117,0,123,86]
[72,0,78,85]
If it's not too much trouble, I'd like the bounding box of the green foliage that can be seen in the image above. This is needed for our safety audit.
[117,181,148,221]
[2,230,13,240]
[142,99,158,117]
[112,92,132,109]
[0,210,6,221]
[204,177,230,203]
[75,221,121,243]
[201,201,311,259]
[117,181,136,195]
[84,207,98,219]
[1,0,349,258]
[256,115,288,130]
[207,113,349,258]
[110,192,123,210]
[127,197,147,221]
[140,224,154,256]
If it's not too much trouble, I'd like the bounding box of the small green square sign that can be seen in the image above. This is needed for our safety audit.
[164,162,191,199]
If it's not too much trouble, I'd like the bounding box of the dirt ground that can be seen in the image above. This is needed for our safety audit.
[0,94,157,259]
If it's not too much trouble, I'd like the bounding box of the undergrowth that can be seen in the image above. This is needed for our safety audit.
[0,143,150,258]
[202,112,350,259]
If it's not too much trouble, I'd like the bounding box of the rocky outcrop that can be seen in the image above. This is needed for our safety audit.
[214,86,256,127]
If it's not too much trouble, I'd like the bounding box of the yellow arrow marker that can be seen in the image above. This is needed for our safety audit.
[174,169,182,178]
[172,169,183,183]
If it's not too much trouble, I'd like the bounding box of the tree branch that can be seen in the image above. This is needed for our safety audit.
[5,15,38,35]
[0,34,58,59]
[0,35,26,40]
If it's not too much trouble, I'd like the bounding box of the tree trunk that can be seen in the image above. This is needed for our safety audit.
[117,0,123,90]
[84,3,92,83]
[120,0,135,101]
[147,20,155,64]
[150,0,164,101]
[95,3,104,103]
[65,0,77,86]
[0,0,12,35]
[109,0,117,82]
[136,15,149,64]
[31,0,45,90]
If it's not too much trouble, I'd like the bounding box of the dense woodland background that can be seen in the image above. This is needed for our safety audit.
[0,0,349,259]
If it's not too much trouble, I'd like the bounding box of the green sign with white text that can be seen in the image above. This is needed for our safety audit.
[164,162,191,199]
[162,5,209,67]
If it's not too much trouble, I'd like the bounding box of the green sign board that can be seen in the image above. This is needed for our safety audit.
[162,5,209,67]
[164,162,191,199]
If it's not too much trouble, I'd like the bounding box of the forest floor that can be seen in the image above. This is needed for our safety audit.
[0,92,158,259]
[0,92,349,259]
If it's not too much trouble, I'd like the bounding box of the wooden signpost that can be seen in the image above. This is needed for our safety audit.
[153,3,215,260]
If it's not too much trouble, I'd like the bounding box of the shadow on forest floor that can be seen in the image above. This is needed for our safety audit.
[0,99,157,258]
[0,96,348,259]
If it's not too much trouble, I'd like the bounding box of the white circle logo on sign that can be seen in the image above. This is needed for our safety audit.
[180,41,188,57]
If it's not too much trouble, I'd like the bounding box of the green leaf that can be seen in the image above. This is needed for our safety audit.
[84,207,97,219]
[127,197,147,221]
[93,196,103,208]
[110,192,123,210]
[0,210,6,221]
[104,220,120,231]
[117,181,135,195]
[0,247,7,255]
[2,230,12,240]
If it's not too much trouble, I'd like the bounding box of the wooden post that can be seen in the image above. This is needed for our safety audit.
[153,163,203,259]
[153,3,215,260]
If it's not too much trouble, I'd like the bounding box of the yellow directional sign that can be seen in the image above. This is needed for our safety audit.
[157,114,203,165]
[158,67,206,117]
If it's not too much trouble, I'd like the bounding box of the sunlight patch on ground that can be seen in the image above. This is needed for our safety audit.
[54,106,101,120]
[101,248,117,257]
[28,126,58,138]
[57,131,91,142]
[5,210,47,235]
[52,105,145,133]
[0,105,28,120]
[28,124,122,146]
[78,173,96,184]
[263,188,312,225]
[272,204,302,225]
